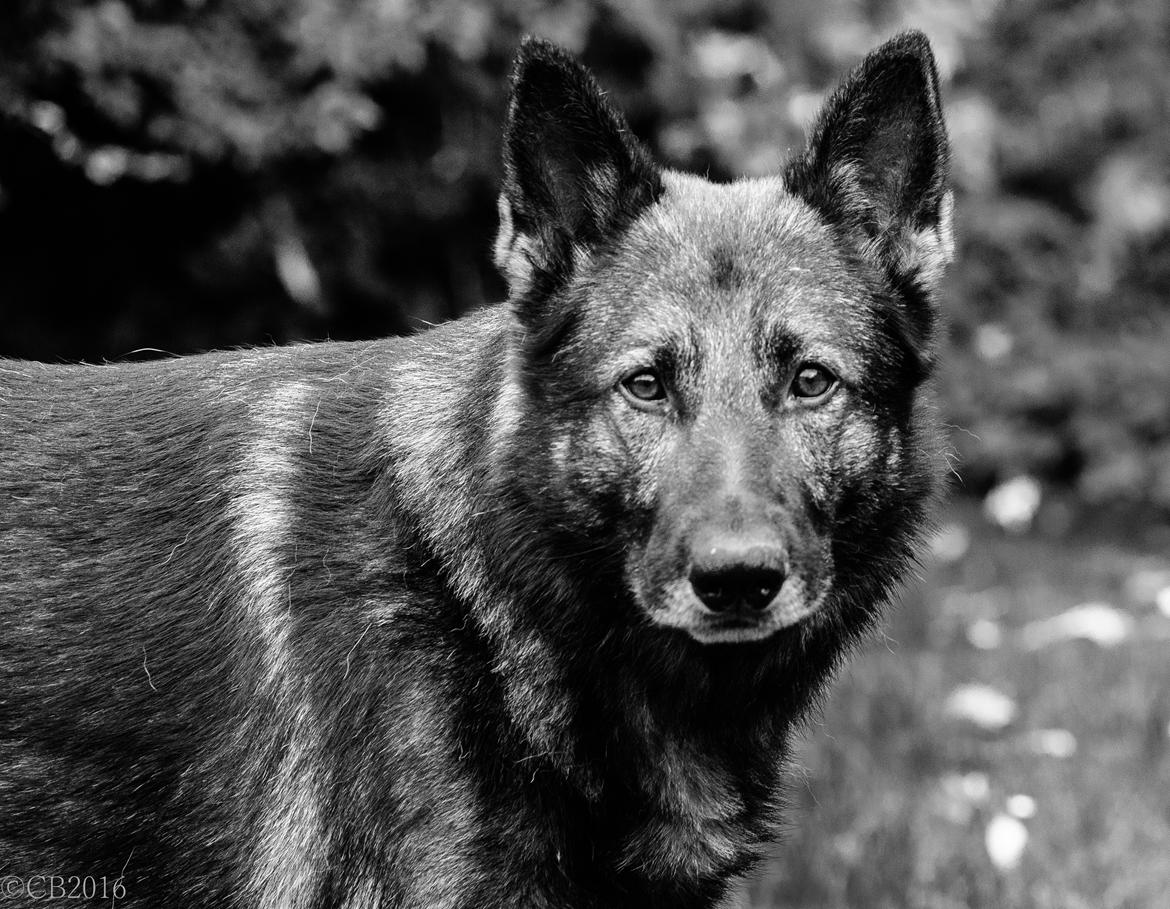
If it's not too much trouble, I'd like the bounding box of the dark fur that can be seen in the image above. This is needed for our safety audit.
[0,34,952,908]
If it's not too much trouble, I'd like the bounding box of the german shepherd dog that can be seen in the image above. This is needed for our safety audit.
[0,32,952,909]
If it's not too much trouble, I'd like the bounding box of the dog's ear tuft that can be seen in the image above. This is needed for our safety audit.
[786,31,953,315]
[495,37,662,298]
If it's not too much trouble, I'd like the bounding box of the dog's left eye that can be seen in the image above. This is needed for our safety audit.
[790,363,838,402]
[620,370,666,405]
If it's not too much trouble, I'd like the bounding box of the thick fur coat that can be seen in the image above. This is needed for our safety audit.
[0,33,952,909]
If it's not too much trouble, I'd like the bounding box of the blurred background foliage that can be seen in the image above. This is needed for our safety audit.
[2,5,1169,906]
[1,0,1168,517]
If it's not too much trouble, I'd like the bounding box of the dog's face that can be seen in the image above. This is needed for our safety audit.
[496,36,952,645]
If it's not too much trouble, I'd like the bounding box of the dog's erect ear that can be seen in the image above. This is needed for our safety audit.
[786,31,953,304]
[495,37,662,298]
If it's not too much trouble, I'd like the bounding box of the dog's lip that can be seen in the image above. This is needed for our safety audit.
[676,604,822,644]
[685,622,786,644]
[635,572,830,644]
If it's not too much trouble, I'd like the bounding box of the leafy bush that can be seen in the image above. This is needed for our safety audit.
[0,0,1167,511]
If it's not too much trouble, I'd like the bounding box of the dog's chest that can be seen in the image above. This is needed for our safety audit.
[615,739,759,881]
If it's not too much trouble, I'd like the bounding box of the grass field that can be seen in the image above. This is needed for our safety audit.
[740,502,1170,909]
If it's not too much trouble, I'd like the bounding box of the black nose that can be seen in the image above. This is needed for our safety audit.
[689,565,786,612]
[688,535,787,613]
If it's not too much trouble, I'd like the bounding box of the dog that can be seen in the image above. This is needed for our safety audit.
[0,31,952,909]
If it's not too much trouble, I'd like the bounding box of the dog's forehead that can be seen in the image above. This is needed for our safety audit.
[598,172,872,346]
[648,171,813,243]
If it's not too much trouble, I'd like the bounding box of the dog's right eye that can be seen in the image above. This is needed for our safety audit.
[790,363,838,403]
[620,370,667,407]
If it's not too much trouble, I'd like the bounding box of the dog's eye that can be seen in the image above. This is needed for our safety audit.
[620,370,666,405]
[790,364,838,402]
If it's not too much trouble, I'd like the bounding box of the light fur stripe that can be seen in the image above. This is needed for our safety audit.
[230,381,328,909]
[231,381,305,687]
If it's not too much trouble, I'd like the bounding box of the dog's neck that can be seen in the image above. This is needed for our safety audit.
[375,312,841,892]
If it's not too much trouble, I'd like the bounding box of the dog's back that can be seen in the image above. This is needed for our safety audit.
[0,319,519,905]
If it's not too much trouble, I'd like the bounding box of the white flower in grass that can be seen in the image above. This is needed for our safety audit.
[967,618,1002,650]
[958,772,991,802]
[985,813,1029,870]
[944,684,1017,732]
[983,476,1041,533]
[935,771,990,825]
[1020,602,1134,650]
[974,323,1014,362]
[940,771,991,803]
[1123,568,1170,606]
[1157,586,1170,618]
[930,522,971,563]
[1006,794,1037,819]
[1026,728,1078,759]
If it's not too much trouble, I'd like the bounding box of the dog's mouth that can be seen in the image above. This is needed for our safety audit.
[635,573,829,645]
[684,600,824,644]
[626,517,835,645]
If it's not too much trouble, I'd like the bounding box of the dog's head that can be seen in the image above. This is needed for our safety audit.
[495,35,951,645]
